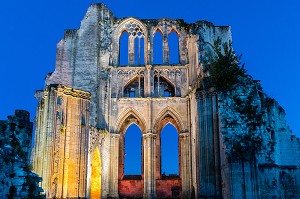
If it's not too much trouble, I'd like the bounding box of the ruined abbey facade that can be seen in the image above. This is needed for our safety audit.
[31,3,300,199]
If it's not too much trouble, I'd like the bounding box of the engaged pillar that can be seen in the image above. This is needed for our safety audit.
[143,130,156,199]
[108,134,120,198]
[180,132,192,198]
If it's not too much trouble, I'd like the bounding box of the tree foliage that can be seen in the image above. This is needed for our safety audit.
[202,38,247,91]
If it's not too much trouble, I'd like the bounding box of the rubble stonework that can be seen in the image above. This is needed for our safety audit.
[217,75,300,198]
[31,3,300,198]
[0,110,43,198]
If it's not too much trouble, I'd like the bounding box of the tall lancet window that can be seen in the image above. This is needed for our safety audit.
[168,30,179,64]
[154,30,163,64]
[120,31,129,66]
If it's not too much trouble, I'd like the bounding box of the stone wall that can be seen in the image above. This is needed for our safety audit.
[31,3,300,199]
[31,85,90,198]
[216,75,300,198]
[0,110,42,198]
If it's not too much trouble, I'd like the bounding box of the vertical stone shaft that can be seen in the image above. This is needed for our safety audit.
[143,132,156,199]
[109,134,120,198]
[62,96,71,198]
[43,88,55,196]
[180,132,192,198]
[212,92,222,196]
[163,35,169,64]
[197,90,221,198]
[129,36,135,65]
[145,65,152,97]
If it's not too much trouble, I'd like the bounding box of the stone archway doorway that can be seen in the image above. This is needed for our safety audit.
[90,147,101,199]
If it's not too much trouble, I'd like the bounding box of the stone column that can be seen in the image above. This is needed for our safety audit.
[108,134,120,198]
[180,132,192,199]
[143,130,156,199]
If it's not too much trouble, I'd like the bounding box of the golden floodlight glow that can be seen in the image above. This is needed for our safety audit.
[91,147,101,199]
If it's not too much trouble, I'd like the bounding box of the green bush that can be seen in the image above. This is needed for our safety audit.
[202,37,247,91]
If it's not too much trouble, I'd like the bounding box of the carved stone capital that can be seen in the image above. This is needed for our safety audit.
[143,132,157,139]
[179,132,190,139]
[146,65,152,70]
[89,125,107,153]
[57,84,91,100]
[110,133,120,139]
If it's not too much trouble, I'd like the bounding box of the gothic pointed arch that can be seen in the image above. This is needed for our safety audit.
[153,106,184,134]
[160,74,176,89]
[168,27,180,37]
[123,75,145,98]
[115,108,147,134]
[113,17,148,66]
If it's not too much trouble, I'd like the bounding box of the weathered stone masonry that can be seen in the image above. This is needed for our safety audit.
[31,3,300,199]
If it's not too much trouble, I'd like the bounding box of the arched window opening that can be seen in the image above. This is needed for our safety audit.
[154,31,163,65]
[124,123,142,175]
[118,22,145,66]
[154,76,175,97]
[120,31,129,66]
[161,123,179,176]
[168,30,179,64]
[124,77,144,98]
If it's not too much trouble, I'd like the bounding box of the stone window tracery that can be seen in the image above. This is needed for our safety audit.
[154,70,175,97]
[119,21,145,66]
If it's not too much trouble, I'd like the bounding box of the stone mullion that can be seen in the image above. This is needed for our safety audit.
[145,65,152,97]
[116,71,120,99]
[174,71,177,96]
[163,35,169,65]
[143,132,156,199]
[121,77,124,98]
[138,74,141,97]
[109,134,120,198]
[149,29,154,65]
[157,74,160,97]
[129,36,135,65]
[180,132,191,199]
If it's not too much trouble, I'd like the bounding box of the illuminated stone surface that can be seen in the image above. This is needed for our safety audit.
[91,147,101,199]
[31,3,300,199]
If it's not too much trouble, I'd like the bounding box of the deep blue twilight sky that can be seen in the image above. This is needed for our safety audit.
[0,0,299,139]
